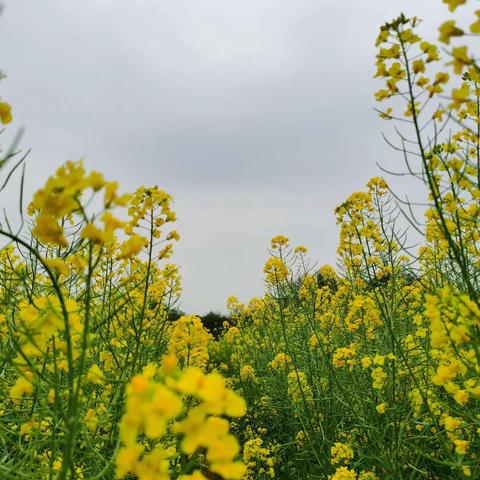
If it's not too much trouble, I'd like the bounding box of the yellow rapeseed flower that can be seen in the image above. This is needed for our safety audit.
[0,102,12,124]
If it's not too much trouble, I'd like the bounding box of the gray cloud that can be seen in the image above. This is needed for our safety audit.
[0,0,453,312]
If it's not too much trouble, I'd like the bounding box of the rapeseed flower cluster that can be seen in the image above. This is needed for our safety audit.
[116,363,246,479]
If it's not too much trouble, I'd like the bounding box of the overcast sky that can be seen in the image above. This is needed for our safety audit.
[0,0,452,313]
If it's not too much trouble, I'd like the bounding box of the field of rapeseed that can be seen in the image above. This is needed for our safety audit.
[1,0,480,478]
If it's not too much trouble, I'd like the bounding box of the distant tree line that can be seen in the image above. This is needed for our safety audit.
[168,309,230,339]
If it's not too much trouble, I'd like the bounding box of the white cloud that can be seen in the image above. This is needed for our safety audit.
[0,0,448,312]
